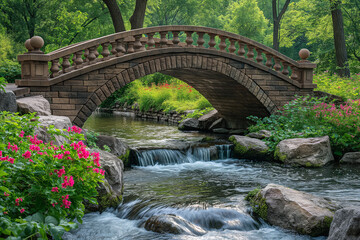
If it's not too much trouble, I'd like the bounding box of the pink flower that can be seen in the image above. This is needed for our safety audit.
[8,158,14,164]
[51,187,59,192]
[29,159,34,163]
[19,131,24,138]
[15,198,23,206]
[61,195,71,208]
[57,167,66,178]
[20,208,25,213]
[22,151,32,159]
[4,192,9,197]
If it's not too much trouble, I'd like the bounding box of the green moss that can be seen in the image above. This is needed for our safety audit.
[119,149,131,168]
[201,137,215,142]
[310,215,334,236]
[245,187,268,220]
[274,146,287,162]
[324,216,333,229]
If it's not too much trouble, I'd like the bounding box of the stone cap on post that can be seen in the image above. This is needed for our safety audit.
[19,36,48,83]
[297,48,317,89]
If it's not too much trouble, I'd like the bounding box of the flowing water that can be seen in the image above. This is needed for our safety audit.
[64,112,360,240]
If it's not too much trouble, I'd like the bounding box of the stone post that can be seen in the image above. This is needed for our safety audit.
[16,36,49,86]
[297,48,317,89]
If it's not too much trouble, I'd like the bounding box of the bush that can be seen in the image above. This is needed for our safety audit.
[0,77,6,92]
[0,60,21,83]
[314,72,360,100]
[247,96,360,157]
[0,112,105,239]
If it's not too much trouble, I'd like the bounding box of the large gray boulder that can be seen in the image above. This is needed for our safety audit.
[274,136,334,167]
[35,115,72,146]
[86,149,124,212]
[328,207,360,240]
[17,95,51,116]
[95,135,129,157]
[178,118,200,131]
[229,135,269,160]
[340,152,360,164]
[246,184,338,236]
[198,109,220,130]
[246,130,272,139]
[0,90,17,112]
[144,214,206,235]
[209,118,227,130]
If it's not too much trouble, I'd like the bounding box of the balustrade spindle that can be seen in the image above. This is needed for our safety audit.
[290,66,299,81]
[197,32,205,48]
[247,45,255,60]
[115,39,125,56]
[281,62,289,75]
[87,47,97,62]
[209,34,216,50]
[185,31,194,47]
[94,46,99,59]
[50,59,60,77]
[72,54,76,66]
[237,42,245,57]
[219,36,227,52]
[127,38,135,53]
[75,51,83,69]
[101,43,110,59]
[273,58,281,72]
[160,32,168,48]
[84,49,89,62]
[62,55,71,73]
[134,35,143,52]
[172,31,180,47]
[111,42,117,56]
[229,39,236,54]
[147,33,155,49]
[256,48,263,63]
[265,54,273,68]
[140,38,147,51]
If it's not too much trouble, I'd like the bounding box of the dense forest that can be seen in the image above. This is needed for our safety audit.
[0,0,359,82]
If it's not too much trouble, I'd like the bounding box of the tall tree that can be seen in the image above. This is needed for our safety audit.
[103,0,148,32]
[330,0,350,77]
[272,0,291,51]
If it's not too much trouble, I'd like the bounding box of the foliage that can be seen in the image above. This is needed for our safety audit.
[85,130,100,149]
[247,96,360,157]
[180,107,215,121]
[0,60,21,83]
[102,74,213,113]
[0,77,6,92]
[314,72,360,100]
[0,112,105,239]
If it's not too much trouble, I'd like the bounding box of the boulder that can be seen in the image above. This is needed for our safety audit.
[246,184,338,236]
[198,109,220,130]
[340,152,360,164]
[144,214,206,235]
[17,95,51,116]
[178,118,200,131]
[0,90,17,112]
[246,130,271,139]
[212,128,229,134]
[95,135,129,157]
[229,135,269,160]
[35,115,72,146]
[328,207,360,240]
[209,118,226,130]
[274,136,334,167]
[86,149,124,212]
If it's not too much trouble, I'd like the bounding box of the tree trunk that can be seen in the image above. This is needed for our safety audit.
[130,0,148,29]
[272,0,291,51]
[103,0,126,32]
[331,0,350,77]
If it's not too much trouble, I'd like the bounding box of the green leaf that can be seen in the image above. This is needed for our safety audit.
[45,216,59,226]
[32,212,45,223]
[49,225,65,240]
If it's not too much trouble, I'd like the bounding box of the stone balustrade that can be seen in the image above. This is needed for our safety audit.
[17,25,315,87]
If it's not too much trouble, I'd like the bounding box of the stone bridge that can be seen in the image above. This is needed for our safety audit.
[16,25,316,129]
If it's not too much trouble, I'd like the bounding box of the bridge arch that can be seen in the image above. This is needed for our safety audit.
[16,26,316,129]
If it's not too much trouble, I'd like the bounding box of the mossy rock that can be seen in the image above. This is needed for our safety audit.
[229,135,269,160]
[119,149,131,168]
[245,188,268,220]
[274,146,287,162]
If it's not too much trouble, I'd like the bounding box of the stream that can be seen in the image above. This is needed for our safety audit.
[64,111,360,240]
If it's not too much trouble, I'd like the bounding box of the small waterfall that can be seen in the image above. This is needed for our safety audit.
[191,148,211,161]
[136,149,191,166]
[217,144,232,159]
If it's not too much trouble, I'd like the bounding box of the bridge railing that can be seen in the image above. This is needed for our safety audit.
[17,26,315,87]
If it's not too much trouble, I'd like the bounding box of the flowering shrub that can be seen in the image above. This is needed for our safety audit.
[248,96,360,157]
[314,72,360,100]
[0,112,104,239]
